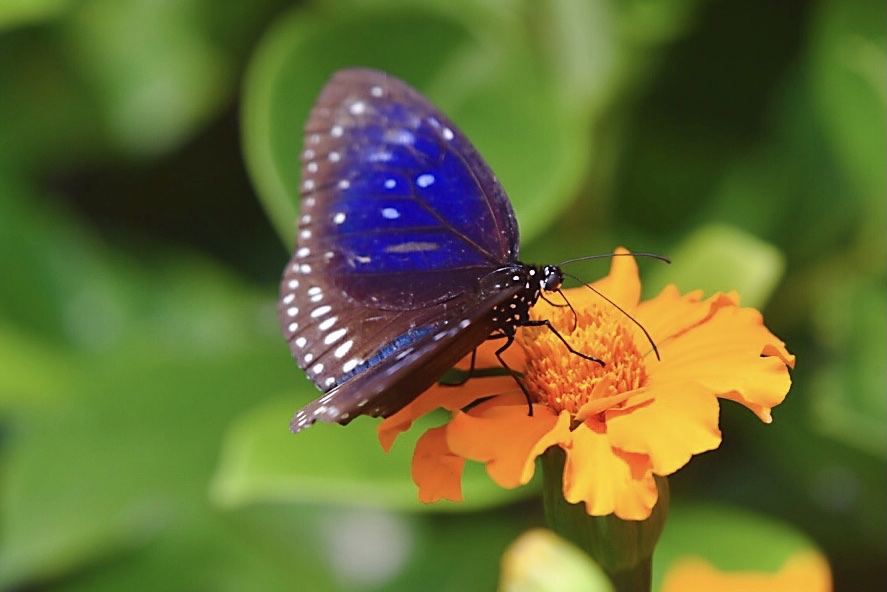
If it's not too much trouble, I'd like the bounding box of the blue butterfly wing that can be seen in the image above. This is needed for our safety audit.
[297,68,519,308]
[279,69,522,429]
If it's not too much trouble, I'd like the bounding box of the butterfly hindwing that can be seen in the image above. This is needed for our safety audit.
[288,285,522,432]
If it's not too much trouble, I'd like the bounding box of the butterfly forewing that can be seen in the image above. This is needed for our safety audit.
[279,68,526,428]
[299,68,519,306]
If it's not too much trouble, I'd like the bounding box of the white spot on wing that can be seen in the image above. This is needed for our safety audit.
[417,173,435,188]
[381,207,400,220]
[334,340,353,358]
[311,305,332,318]
[367,150,392,162]
[386,129,414,145]
[384,241,438,254]
[324,328,347,345]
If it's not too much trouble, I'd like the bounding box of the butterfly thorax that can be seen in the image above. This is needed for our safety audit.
[481,263,563,336]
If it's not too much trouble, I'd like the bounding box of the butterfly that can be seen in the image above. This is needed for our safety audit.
[279,68,599,432]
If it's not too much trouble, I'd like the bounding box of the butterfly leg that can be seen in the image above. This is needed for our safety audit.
[440,348,478,387]
[521,319,606,366]
[493,334,535,417]
[441,331,513,387]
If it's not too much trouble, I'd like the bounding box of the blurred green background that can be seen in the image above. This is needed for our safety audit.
[0,0,884,590]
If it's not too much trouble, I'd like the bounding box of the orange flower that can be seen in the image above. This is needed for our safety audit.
[661,552,832,592]
[378,249,795,520]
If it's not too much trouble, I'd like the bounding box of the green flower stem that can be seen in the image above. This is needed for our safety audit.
[540,446,669,592]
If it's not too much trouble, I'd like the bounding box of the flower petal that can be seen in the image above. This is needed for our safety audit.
[574,375,645,421]
[378,376,519,452]
[606,382,722,475]
[661,551,832,592]
[412,425,465,503]
[592,247,641,310]
[448,402,571,488]
[634,285,708,347]
[555,247,641,314]
[562,420,659,520]
[647,304,794,422]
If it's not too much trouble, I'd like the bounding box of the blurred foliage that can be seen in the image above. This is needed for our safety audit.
[0,0,883,590]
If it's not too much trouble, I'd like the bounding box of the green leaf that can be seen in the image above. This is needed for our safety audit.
[0,322,70,409]
[753,413,887,554]
[0,174,114,344]
[0,219,297,587]
[0,340,298,587]
[0,0,70,30]
[242,4,590,246]
[48,511,326,592]
[809,273,887,456]
[64,0,232,155]
[646,224,785,308]
[434,50,590,243]
[389,509,536,591]
[615,0,706,48]
[652,504,826,590]
[808,0,886,200]
[211,396,538,512]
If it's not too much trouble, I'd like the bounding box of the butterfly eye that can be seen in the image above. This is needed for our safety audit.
[542,266,564,292]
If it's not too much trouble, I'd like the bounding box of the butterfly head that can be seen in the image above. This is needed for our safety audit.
[540,265,564,293]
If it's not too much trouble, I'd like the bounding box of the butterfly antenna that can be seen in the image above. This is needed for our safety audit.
[554,289,579,331]
[540,290,578,330]
[539,292,570,308]
[562,271,662,361]
[559,252,671,267]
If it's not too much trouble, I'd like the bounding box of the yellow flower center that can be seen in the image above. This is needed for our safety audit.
[519,303,648,417]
